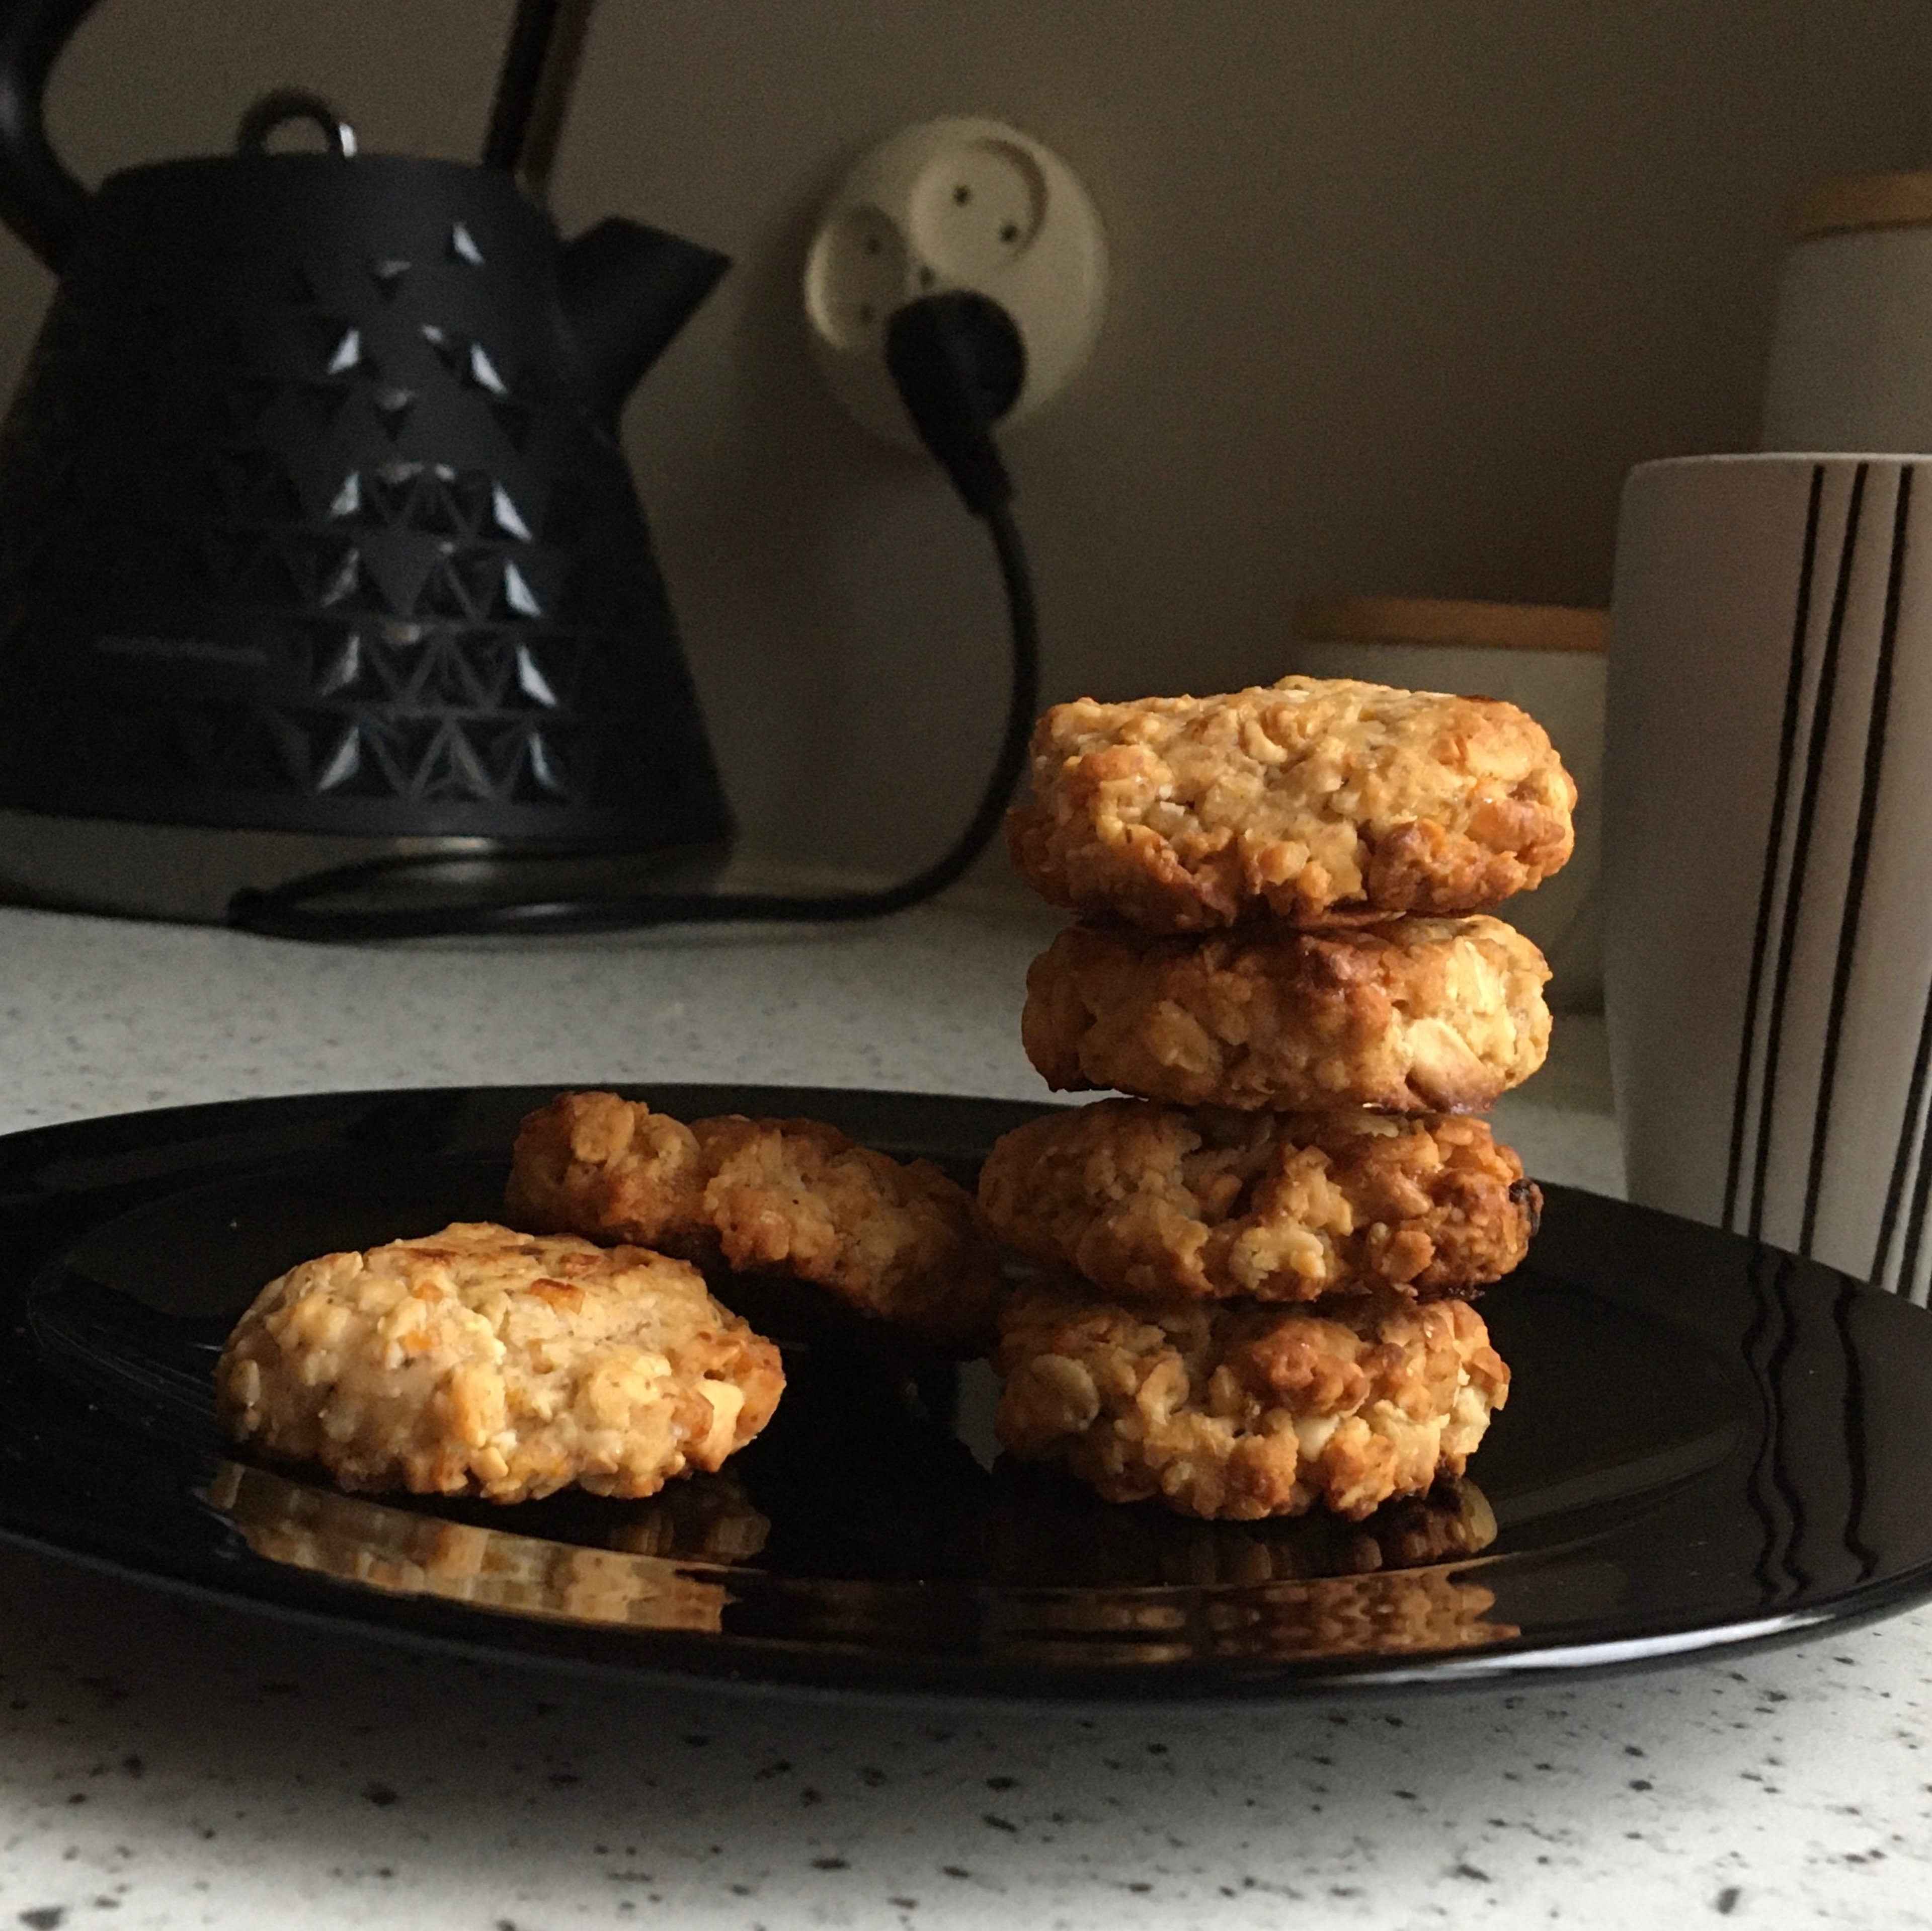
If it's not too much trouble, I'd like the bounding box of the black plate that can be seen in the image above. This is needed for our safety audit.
[1,1083,1929,1702]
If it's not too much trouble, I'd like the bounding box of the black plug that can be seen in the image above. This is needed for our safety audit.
[884,291,1025,518]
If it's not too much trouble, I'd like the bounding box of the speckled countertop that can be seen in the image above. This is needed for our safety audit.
[0,899,1926,1931]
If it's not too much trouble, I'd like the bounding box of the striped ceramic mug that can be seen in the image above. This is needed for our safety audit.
[1607,454,1932,1293]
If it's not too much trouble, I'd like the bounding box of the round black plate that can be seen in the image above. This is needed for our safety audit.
[1,1084,1929,1702]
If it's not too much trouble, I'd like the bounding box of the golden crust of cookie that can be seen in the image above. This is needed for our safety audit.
[506,1090,1002,1353]
[978,1100,1538,1302]
[215,1222,784,1504]
[1007,675,1576,931]
[993,1279,1509,1520]
[1022,915,1551,1112]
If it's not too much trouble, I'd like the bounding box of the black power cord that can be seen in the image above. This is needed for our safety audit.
[227,291,1038,942]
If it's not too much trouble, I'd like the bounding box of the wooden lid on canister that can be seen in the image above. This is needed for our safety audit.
[1787,171,1932,240]
[1292,596,1608,655]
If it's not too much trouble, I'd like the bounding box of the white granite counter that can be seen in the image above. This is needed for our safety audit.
[0,899,1923,1930]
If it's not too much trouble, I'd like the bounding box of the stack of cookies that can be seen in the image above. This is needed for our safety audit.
[977,674,1576,1523]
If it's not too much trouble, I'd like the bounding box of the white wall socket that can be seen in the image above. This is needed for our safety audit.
[804,116,1108,448]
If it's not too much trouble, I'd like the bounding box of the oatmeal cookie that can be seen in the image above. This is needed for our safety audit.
[1007,675,1575,930]
[1022,915,1550,1112]
[993,1279,1509,1519]
[978,1100,1538,1302]
[215,1222,784,1503]
[507,1090,1001,1353]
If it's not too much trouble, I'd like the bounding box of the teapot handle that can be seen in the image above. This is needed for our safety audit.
[0,0,99,271]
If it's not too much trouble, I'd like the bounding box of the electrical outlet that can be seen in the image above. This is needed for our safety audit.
[804,116,1108,448]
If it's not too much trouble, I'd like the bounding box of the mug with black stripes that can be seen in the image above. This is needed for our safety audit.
[1606,454,1932,1297]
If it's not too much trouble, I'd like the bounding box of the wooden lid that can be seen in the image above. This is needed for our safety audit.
[1787,171,1932,240]
[1293,596,1608,655]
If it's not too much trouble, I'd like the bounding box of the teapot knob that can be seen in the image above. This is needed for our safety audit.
[235,90,358,159]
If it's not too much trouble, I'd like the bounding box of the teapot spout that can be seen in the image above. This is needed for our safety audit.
[559,217,729,421]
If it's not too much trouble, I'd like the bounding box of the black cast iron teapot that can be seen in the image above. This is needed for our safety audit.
[0,0,736,918]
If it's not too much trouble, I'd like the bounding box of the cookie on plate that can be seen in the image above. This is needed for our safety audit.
[1022,915,1550,1113]
[215,1222,784,1503]
[993,1277,1509,1520]
[507,1090,1002,1353]
[979,1099,1538,1303]
[1007,675,1575,931]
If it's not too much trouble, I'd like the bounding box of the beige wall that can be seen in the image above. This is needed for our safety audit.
[12,2,1932,889]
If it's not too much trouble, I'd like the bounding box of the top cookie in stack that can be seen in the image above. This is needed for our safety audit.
[979,674,1576,1522]
[1006,674,1575,931]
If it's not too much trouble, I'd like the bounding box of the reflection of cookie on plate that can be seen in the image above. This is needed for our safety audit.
[993,1278,1509,1520]
[1008,1563,1512,1665]
[979,1100,1539,1303]
[1008,675,1575,931]
[977,1470,1500,1588]
[507,1090,1001,1353]
[210,1462,733,1631]
[1022,915,1550,1113]
[215,1222,783,1503]
[1192,1564,1511,1661]
[606,1473,771,1564]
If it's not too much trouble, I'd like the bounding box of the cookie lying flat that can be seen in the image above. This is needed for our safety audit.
[978,1100,1538,1302]
[1022,915,1550,1112]
[993,1278,1509,1520]
[1007,675,1575,931]
[215,1222,784,1503]
[507,1090,1001,1353]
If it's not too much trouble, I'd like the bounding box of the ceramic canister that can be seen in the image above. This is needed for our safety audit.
[1291,596,1606,1011]
[1607,454,1932,1297]
[1763,171,1932,452]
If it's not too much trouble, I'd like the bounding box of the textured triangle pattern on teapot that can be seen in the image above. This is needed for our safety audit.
[0,10,735,857]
